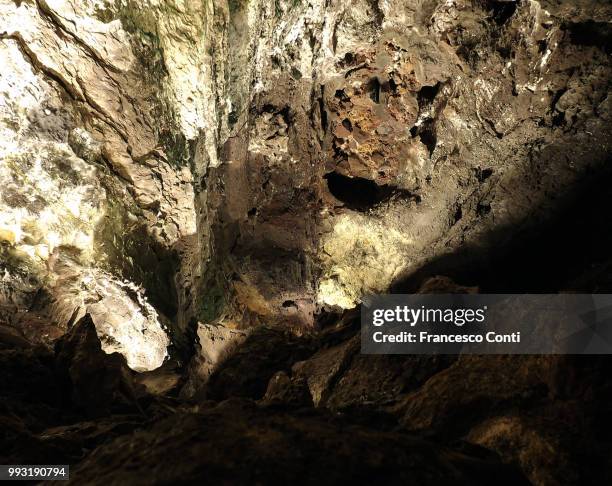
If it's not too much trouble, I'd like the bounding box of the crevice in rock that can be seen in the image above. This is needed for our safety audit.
[486,0,518,26]
[567,21,612,53]
[334,88,350,102]
[410,119,437,155]
[476,201,492,217]
[475,167,494,182]
[368,77,381,104]
[319,86,328,132]
[551,111,566,128]
[417,82,442,111]
[453,204,463,225]
[325,171,418,211]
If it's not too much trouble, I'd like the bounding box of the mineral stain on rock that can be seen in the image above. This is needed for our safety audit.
[0,0,611,484]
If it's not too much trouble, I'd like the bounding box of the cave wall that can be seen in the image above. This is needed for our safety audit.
[1,2,611,483]
[0,0,206,367]
[204,0,612,326]
[1,0,611,370]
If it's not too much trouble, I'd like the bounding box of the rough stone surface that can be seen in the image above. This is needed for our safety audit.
[2,0,611,353]
[54,314,147,417]
[0,0,200,367]
[203,327,317,401]
[1,1,611,484]
[68,399,529,486]
[200,0,612,325]
[179,321,249,398]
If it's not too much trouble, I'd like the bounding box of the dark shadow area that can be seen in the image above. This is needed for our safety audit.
[368,77,381,103]
[485,0,518,25]
[410,120,437,155]
[392,161,612,293]
[567,20,612,53]
[417,82,441,110]
[325,171,418,211]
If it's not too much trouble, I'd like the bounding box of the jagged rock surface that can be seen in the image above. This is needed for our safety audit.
[195,0,612,329]
[1,0,611,356]
[0,0,201,367]
[67,399,530,486]
[1,1,612,485]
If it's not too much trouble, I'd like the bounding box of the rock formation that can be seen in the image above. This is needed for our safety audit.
[0,0,611,484]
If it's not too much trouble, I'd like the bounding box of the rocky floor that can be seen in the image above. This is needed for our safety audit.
[2,281,612,485]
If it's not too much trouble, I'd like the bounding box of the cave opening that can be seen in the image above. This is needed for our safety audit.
[325,171,396,211]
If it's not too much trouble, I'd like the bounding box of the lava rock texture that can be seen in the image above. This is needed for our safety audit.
[1,0,611,484]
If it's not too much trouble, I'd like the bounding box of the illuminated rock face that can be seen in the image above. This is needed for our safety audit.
[203,0,612,323]
[1,0,611,365]
[50,265,170,372]
[1,2,611,484]
[0,0,202,369]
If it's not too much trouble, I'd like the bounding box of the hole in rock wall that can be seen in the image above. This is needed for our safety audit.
[487,0,518,25]
[324,171,418,211]
[368,78,381,104]
[410,120,437,155]
[325,172,393,210]
[567,21,612,53]
[417,83,441,110]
